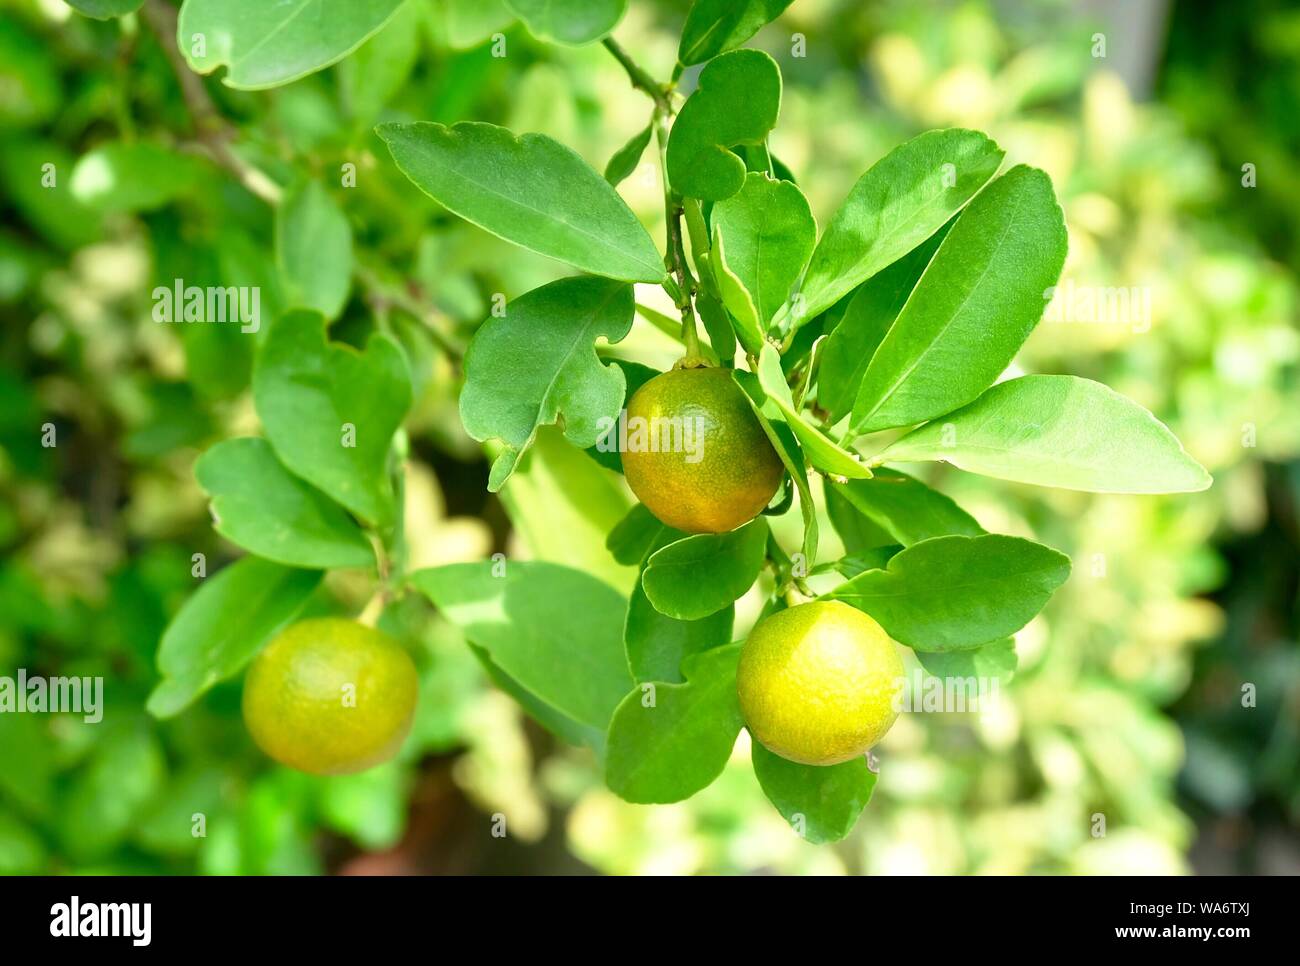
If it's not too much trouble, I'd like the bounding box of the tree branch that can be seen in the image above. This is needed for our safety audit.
[140,0,282,204]
[601,37,673,114]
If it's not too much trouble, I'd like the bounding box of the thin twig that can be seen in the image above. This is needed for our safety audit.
[141,0,282,204]
[601,37,673,113]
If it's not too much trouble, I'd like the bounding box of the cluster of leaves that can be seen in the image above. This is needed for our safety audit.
[112,2,1208,845]
[4,0,1225,865]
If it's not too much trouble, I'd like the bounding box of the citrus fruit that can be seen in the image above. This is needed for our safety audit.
[242,617,418,775]
[737,600,904,766]
[621,366,783,533]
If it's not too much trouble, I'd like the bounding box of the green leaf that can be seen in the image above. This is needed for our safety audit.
[915,637,1017,684]
[734,370,818,564]
[713,173,815,326]
[751,741,877,843]
[64,0,143,20]
[851,165,1067,433]
[410,561,633,738]
[506,0,626,45]
[604,122,653,186]
[178,0,405,90]
[147,558,322,717]
[69,142,209,213]
[796,129,1004,323]
[678,0,794,65]
[827,468,982,547]
[626,527,733,683]
[626,581,734,684]
[497,426,638,594]
[710,225,766,354]
[584,358,658,473]
[337,0,421,124]
[877,375,1213,494]
[817,223,949,422]
[470,643,604,751]
[605,644,743,803]
[252,311,412,527]
[424,0,516,50]
[696,290,737,364]
[195,437,375,570]
[834,545,902,578]
[459,276,634,491]
[642,518,767,620]
[666,49,781,202]
[828,533,1071,651]
[275,180,354,321]
[756,345,871,479]
[378,121,665,282]
[824,478,893,552]
[607,503,683,566]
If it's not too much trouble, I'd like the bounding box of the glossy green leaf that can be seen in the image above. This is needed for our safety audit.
[711,225,766,354]
[605,644,744,803]
[604,122,653,186]
[713,173,816,326]
[817,223,949,422]
[666,49,781,202]
[642,518,767,620]
[796,129,1004,324]
[829,533,1070,651]
[756,345,872,479]
[626,528,734,683]
[410,561,633,736]
[378,121,665,282]
[178,0,405,89]
[506,0,626,45]
[827,468,982,547]
[252,311,412,527]
[915,637,1017,684]
[625,581,734,685]
[678,0,794,65]
[751,741,877,843]
[70,142,209,213]
[147,558,322,717]
[607,503,684,566]
[195,437,375,570]
[877,375,1213,493]
[276,180,353,321]
[734,370,818,564]
[851,165,1067,433]
[459,276,635,491]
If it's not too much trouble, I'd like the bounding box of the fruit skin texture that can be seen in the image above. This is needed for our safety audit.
[737,600,904,766]
[621,366,784,534]
[242,618,418,775]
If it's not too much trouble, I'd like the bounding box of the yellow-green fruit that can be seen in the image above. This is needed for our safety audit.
[621,366,783,534]
[242,618,418,775]
[737,600,904,766]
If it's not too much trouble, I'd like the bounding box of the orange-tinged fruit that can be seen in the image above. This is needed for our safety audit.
[242,617,418,775]
[621,366,783,534]
[737,600,904,766]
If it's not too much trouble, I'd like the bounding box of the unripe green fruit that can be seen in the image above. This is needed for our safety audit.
[242,618,418,775]
[737,600,903,766]
[621,366,784,534]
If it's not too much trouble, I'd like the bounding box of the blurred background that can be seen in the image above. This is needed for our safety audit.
[0,0,1296,875]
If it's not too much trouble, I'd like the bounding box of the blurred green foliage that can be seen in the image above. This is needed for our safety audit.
[0,0,1295,875]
